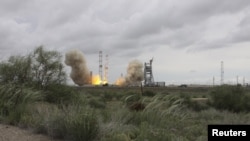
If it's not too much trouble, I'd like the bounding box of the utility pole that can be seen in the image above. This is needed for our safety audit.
[213,76,215,87]
[236,75,239,85]
[221,61,224,85]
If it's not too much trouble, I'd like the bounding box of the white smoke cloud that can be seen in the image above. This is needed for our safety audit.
[116,59,144,86]
[64,49,90,86]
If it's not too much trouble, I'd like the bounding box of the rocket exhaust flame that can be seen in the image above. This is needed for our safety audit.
[92,75,102,85]
[115,77,126,86]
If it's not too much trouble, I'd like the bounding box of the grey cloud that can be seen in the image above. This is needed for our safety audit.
[188,9,250,51]
[239,14,250,27]
[183,0,249,17]
[91,0,148,24]
[188,41,229,52]
[230,28,250,43]
[0,0,31,17]
[189,70,196,73]
[230,14,250,43]
[124,0,250,40]
[118,49,143,58]
[1,0,250,63]
[0,19,34,52]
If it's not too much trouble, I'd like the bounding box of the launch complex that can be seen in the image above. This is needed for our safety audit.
[65,49,165,87]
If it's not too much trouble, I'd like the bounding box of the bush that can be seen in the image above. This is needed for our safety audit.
[0,46,66,88]
[103,92,124,101]
[103,92,117,101]
[29,104,99,141]
[0,55,32,84]
[128,102,145,111]
[185,100,209,112]
[45,84,78,104]
[136,122,179,141]
[123,94,144,111]
[124,94,141,105]
[182,95,209,111]
[142,90,156,97]
[0,84,43,124]
[89,98,106,109]
[210,85,250,112]
[64,110,99,141]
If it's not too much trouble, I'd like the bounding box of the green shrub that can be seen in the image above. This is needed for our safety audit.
[142,90,156,97]
[98,109,139,141]
[89,98,106,109]
[45,84,78,104]
[32,104,99,141]
[103,92,116,101]
[210,85,250,112]
[122,95,187,128]
[135,122,190,141]
[0,84,43,124]
[182,96,209,111]
[124,94,141,106]
[123,94,145,112]
[64,110,99,141]
[103,92,124,101]
[0,46,66,88]
[114,92,125,100]
[202,95,206,98]
[186,100,209,112]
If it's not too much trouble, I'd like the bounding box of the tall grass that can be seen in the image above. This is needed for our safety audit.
[2,84,250,141]
[47,105,99,141]
[0,83,43,124]
[0,83,99,141]
[45,84,79,104]
[20,103,99,141]
[98,93,190,141]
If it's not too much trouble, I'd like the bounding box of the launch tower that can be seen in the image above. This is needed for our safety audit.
[99,51,103,83]
[144,58,155,86]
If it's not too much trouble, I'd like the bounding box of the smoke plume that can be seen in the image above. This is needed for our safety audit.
[115,77,126,86]
[65,49,90,86]
[125,60,144,85]
[115,59,143,86]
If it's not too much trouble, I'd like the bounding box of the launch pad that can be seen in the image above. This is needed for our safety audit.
[144,58,165,87]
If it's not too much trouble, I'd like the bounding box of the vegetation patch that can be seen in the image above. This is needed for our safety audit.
[1,46,250,141]
[210,85,250,112]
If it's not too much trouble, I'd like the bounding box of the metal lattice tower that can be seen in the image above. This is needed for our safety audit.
[144,58,154,86]
[104,54,108,83]
[99,51,103,83]
[221,61,224,85]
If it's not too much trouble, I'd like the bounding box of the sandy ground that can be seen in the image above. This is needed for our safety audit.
[0,124,62,141]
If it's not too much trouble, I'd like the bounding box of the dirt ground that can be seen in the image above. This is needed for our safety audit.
[0,124,62,141]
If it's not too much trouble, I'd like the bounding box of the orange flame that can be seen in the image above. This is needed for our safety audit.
[115,77,126,86]
[92,75,102,85]
[91,75,108,85]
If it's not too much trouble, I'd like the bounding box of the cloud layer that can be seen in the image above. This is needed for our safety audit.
[1,0,250,85]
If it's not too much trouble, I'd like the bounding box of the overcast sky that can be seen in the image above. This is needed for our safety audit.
[1,0,250,85]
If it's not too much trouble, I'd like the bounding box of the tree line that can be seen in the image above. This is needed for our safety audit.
[0,46,66,89]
